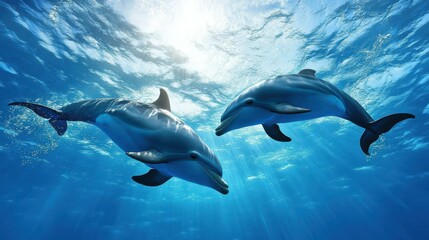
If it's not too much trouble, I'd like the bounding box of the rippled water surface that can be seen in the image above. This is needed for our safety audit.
[1,0,428,239]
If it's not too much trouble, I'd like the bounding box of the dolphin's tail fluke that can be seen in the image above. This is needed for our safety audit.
[360,113,415,155]
[9,102,67,136]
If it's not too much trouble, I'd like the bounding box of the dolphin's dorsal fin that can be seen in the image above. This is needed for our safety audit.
[298,69,316,77]
[152,88,171,111]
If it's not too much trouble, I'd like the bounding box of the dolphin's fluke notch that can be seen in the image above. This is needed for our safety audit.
[132,169,172,186]
[8,102,67,136]
[360,113,415,155]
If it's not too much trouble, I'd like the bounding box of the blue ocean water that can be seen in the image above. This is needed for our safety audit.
[1,0,428,239]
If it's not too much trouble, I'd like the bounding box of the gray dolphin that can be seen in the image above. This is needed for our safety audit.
[216,69,414,155]
[9,89,229,194]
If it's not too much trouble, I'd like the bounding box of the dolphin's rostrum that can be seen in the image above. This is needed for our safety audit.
[9,89,229,194]
[216,69,414,155]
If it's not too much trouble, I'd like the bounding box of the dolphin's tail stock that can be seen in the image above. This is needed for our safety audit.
[9,102,67,136]
[360,113,415,155]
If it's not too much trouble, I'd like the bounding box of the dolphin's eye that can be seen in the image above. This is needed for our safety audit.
[246,99,253,105]
[190,153,198,159]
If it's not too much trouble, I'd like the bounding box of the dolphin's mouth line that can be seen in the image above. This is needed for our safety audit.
[207,169,229,188]
[215,110,241,136]
[199,164,229,194]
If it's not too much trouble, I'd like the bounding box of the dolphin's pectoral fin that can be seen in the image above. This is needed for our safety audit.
[298,69,316,77]
[262,124,291,142]
[152,88,171,112]
[269,103,311,114]
[132,169,172,186]
[126,150,165,164]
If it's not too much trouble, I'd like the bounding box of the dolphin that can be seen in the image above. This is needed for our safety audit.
[9,89,229,194]
[216,69,414,155]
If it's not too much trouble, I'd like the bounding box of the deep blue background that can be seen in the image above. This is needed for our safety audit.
[1,0,428,239]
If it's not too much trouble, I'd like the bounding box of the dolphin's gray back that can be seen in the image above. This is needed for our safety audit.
[272,74,345,100]
[269,75,374,126]
[60,99,134,122]
[309,76,374,126]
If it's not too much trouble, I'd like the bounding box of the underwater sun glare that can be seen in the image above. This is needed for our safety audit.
[137,0,223,73]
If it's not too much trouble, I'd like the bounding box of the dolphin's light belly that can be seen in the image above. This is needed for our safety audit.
[95,113,151,152]
[147,161,224,191]
[96,113,226,191]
